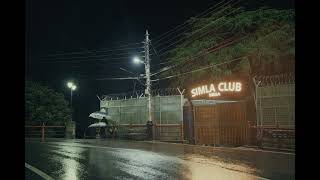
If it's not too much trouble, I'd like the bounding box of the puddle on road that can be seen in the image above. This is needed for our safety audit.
[180,154,266,180]
[27,141,292,180]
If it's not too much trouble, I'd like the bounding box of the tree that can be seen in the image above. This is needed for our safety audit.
[25,81,71,125]
[161,6,295,87]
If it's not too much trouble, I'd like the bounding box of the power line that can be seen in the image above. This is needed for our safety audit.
[41,50,145,61]
[156,4,242,54]
[153,0,240,51]
[152,0,233,44]
[45,43,143,57]
[151,34,247,76]
[152,23,283,79]
[96,77,139,80]
[151,56,245,82]
[150,42,159,58]
[40,56,133,64]
[155,2,236,49]
[42,52,131,61]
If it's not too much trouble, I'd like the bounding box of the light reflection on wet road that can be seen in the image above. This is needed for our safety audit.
[25,139,294,180]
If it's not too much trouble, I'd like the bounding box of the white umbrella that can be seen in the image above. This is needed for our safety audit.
[88,122,107,128]
[89,111,112,120]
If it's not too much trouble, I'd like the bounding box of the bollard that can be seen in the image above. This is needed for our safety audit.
[41,122,45,142]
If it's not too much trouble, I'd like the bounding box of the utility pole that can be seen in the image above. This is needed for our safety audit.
[143,30,155,140]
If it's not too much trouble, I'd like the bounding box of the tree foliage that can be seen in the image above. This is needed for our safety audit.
[25,81,71,124]
[163,6,295,87]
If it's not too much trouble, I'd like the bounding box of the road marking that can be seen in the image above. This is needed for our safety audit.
[25,162,54,180]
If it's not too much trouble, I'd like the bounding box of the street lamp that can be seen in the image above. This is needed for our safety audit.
[66,82,77,137]
[67,82,73,88]
[67,81,77,108]
[133,56,144,64]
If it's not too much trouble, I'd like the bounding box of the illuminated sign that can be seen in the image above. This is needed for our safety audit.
[191,82,242,98]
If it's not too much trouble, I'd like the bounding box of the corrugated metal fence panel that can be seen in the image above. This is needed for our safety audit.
[194,106,219,145]
[194,102,248,146]
[218,102,247,146]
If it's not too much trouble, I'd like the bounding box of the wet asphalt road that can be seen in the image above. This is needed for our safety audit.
[25,139,295,180]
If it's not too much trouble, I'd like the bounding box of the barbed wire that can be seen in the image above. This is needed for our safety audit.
[254,73,295,87]
[101,88,183,100]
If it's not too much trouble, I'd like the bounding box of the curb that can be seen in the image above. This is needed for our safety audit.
[141,140,295,155]
[26,138,295,155]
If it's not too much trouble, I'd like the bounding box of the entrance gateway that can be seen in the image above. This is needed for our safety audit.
[186,77,253,146]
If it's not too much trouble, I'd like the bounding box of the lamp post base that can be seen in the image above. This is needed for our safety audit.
[65,121,76,139]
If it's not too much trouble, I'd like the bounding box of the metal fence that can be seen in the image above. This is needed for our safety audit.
[253,74,295,149]
[25,123,66,141]
[100,93,186,141]
[255,84,295,129]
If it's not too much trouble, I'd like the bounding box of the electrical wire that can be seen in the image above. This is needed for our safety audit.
[40,56,134,63]
[152,33,247,75]
[45,43,143,57]
[156,5,242,54]
[152,0,234,43]
[152,0,241,51]
[150,56,245,82]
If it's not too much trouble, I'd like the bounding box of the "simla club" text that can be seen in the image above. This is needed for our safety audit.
[191,82,242,98]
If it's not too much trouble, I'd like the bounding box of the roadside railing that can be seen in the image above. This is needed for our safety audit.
[25,123,66,142]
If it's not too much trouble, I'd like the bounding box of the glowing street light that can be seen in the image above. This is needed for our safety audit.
[67,81,77,107]
[67,82,73,88]
[133,56,143,64]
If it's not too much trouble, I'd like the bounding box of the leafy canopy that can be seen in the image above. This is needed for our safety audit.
[25,81,71,124]
[163,6,295,86]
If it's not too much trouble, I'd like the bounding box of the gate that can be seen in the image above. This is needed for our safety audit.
[193,101,248,146]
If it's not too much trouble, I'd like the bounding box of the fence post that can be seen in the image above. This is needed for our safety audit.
[41,122,45,142]
[177,88,185,143]
[159,96,162,134]
[181,123,184,143]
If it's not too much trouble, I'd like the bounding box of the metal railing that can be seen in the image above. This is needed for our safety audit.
[25,123,65,142]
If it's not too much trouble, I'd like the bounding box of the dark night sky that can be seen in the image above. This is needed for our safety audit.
[25,0,294,137]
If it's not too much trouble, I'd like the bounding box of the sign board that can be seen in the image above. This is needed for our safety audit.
[188,77,249,100]
[191,82,242,98]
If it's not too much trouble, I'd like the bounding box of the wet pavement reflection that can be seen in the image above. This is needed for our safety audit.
[25,139,294,180]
